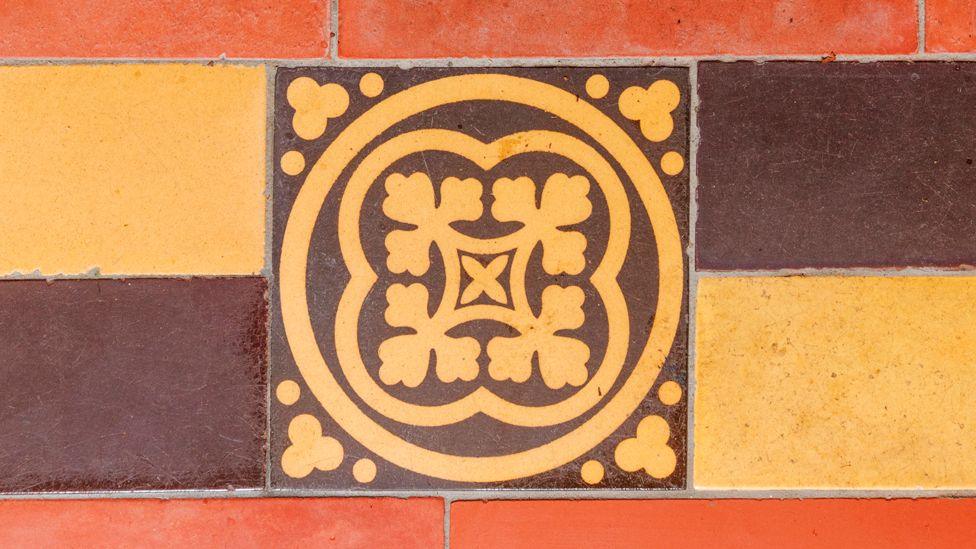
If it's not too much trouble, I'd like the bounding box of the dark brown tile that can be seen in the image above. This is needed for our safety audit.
[697,62,976,270]
[271,67,689,489]
[0,278,267,492]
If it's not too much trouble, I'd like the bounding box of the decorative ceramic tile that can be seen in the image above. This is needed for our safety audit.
[271,67,689,489]
[0,279,267,492]
[697,62,976,271]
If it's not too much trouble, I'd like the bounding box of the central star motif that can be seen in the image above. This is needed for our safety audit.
[460,255,509,305]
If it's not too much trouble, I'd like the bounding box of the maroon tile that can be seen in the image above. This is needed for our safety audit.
[271,67,689,489]
[0,278,267,492]
[697,62,976,270]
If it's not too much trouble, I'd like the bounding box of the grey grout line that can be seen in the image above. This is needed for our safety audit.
[443,499,451,549]
[686,61,700,490]
[4,52,976,67]
[919,0,927,53]
[329,0,339,60]
[697,267,976,278]
[263,64,276,493]
[4,488,976,501]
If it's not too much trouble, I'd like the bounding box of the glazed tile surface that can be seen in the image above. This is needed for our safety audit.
[697,62,976,270]
[271,67,689,489]
[0,279,267,492]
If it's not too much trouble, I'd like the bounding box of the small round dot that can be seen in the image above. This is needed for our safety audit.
[280,150,306,175]
[276,380,301,405]
[660,151,685,176]
[585,74,610,99]
[580,460,604,484]
[359,72,384,97]
[658,381,682,405]
[353,458,377,483]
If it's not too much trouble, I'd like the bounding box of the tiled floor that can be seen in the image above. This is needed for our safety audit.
[271,67,689,489]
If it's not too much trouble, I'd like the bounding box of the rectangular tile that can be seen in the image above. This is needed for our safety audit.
[271,67,689,489]
[926,0,976,52]
[0,64,266,276]
[0,278,267,491]
[0,1,327,58]
[451,499,976,549]
[695,276,976,489]
[339,0,916,57]
[0,498,443,548]
[696,62,976,270]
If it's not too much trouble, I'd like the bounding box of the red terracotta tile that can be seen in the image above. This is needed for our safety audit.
[0,498,443,548]
[339,0,917,58]
[926,0,976,52]
[0,0,327,58]
[452,499,976,549]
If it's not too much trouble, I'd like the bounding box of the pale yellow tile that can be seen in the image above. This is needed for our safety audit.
[0,64,266,275]
[695,276,976,489]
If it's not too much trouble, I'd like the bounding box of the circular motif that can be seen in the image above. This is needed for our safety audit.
[660,151,684,176]
[280,74,683,482]
[585,74,610,99]
[276,379,301,405]
[359,72,384,97]
[581,460,605,484]
[658,380,682,405]
[281,150,306,175]
[353,458,377,483]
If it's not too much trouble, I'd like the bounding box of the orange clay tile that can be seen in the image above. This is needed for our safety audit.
[695,277,976,489]
[926,0,976,52]
[451,499,976,549]
[0,0,328,58]
[0,64,266,276]
[0,499,443,548]
[339,0,917,58]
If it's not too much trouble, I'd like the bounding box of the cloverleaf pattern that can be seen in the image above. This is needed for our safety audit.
[383,172,483,276]
[492,173,592,275]
[377,283,480,387]
[377,171,592,388]
[487,285,590,389]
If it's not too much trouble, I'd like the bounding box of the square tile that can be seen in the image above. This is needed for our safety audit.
[271,67,689,489]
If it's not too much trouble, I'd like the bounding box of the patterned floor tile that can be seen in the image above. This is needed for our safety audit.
[271,67,689,489]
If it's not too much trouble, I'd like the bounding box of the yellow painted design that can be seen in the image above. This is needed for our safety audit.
[460,255,509,305]
[660,151,684,176]
[614,415,677,479]
[276,380,301,405]
[657,380,682,405]
[359,72,384,97]
[281,150,306,175]
[282,414,344,479]
[0,64,265,276]
[353,458,377,483]
[287,77,349,140]
[619,80,680,142]
[580,460,605,484]
[696,276,976,489]
[280,74,683,482]
[585,74,609,99]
